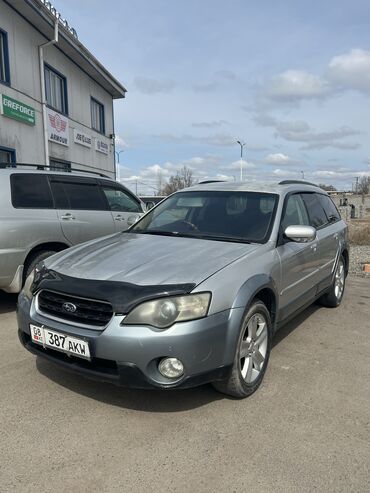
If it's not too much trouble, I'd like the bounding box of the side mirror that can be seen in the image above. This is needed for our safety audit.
[145,201,155,211]
[284,225,316,243]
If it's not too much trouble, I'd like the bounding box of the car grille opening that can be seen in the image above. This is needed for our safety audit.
[37,290,113,327]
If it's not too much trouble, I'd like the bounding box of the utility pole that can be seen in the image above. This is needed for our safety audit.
[236,140,246,181]
[301,170,305,179]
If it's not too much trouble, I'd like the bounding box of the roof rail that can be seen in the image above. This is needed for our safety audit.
[278,179,319,188]
[198,180,226,184]
[0,163,110,178]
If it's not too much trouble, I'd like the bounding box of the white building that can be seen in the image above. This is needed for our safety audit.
[0,0,126,178]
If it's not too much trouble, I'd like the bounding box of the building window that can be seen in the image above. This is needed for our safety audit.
[44,64,68,114]
[0,28,10,84]
[50,159,71,172]
[0,146,16,165]
[91,98,105,134]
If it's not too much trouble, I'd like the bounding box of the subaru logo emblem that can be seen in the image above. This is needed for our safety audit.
[62,302,77,313]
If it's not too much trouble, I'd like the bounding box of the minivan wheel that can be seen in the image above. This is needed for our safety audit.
[212,300,272,399]
[23,250,57,285]
[319,256,346,308]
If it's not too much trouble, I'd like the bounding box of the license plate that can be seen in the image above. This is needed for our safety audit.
[30,324,91,360]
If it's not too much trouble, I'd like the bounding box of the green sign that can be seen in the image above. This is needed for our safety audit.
[1,94,35,125]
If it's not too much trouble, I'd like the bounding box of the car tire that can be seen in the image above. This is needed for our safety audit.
[23,250,57,285]
[212,300,272,399]
[318,255,346,308]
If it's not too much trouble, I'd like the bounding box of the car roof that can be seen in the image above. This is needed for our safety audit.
[0,166,111,180]
[184,180,324,195]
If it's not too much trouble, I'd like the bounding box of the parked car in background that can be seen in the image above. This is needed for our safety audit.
[0,164,144,293]
[139,195,166,210]
[18,180,349,398]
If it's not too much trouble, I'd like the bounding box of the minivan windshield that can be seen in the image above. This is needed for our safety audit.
[130,191,278,244]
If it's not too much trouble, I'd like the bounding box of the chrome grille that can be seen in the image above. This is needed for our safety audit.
[37,290,113,327]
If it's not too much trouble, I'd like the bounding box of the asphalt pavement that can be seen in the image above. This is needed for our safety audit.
[1,277,370,492]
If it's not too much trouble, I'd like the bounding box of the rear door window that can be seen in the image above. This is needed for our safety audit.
[50,178,107,211]
[301,193,328,228]
[11,174,53,209]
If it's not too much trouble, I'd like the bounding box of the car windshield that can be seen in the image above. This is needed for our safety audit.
[130,190,279,244]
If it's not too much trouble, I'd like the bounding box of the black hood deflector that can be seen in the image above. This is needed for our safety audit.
[32,268,196,314]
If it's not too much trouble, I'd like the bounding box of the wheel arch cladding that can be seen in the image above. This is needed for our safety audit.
[222,275,278,365]
[341,248,349,275]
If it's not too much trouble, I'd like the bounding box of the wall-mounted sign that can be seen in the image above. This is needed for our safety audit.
[95,138,109,155]
[47,108,69,146]
[1,94,36,125]
[74,129,92,148]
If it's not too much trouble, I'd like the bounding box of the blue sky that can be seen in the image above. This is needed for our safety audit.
[61,0,370,193]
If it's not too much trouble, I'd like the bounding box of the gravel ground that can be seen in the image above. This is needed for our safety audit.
[349,244,370,276]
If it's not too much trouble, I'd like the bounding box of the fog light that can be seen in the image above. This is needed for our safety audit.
[158,358,184,379]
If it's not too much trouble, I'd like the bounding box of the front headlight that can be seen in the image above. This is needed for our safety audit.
[23,269,35,299]
[22,263,44,299]
[122,292,211,329]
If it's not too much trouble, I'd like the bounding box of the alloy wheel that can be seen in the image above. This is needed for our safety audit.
[240,313,268,384]
[334,259,345,300]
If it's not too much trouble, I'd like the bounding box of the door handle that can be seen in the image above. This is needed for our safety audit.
[61,213,75,220]
[114,215,123,221]
[310,242,318,252]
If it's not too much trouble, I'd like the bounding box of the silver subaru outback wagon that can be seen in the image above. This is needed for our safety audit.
[17,180,349,398]
[0,166,144,294]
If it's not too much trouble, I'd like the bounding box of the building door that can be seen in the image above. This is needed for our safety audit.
[0,146,16,165]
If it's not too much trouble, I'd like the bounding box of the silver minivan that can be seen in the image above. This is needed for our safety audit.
[0,165,144,293]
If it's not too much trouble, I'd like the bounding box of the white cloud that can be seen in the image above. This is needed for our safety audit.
[264,70,330,102]
[272,168,298,177]
[193,81,218,92]
[133,76,176,94]
[253,112,361,150]
[312,170,370,180]
[265,153,301,166]
[115,135,129,148]
[259,48,370,105]
[192,120,229,128]
[328,49,370,92]
[223,160,256,172]
[155,132,237,147]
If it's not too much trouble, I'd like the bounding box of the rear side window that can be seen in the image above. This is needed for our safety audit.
[316,194,341,222]
[11,174,53,209]
[301,193,328,228]
[50,179,107,211]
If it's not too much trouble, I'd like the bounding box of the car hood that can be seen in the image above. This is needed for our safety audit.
[45,233,260,286]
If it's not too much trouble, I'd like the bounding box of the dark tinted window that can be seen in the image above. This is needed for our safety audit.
[0,29,10,84]
[49,181,69,209]
[11,174,53,209]
[50,179,106,211]
[301,193,328,228]
[50,159,71,172]
[316,194,341,222]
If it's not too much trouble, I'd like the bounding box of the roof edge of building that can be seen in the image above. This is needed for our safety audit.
[8,0,127,99]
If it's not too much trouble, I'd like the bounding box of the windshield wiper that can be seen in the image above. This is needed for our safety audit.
[132,230,255,244]
[133,230,182,237]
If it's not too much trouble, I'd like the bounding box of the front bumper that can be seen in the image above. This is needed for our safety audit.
[17,292,244,389]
